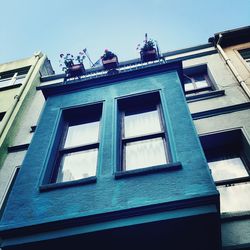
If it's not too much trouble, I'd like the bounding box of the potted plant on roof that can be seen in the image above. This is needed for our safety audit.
[60,51,86,79]
[139,34,159,63]
[101,49,119,70]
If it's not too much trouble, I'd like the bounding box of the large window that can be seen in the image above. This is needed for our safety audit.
[183,65,214,96]
[50,103,102,184]
[238,48,250,67]
[200,130,250,214]
[117,92,171,171]
[0,67,29,89]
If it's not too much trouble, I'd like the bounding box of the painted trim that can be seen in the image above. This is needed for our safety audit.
[114,162,182,179]
[192,102,250,120]
[186,90,225,103]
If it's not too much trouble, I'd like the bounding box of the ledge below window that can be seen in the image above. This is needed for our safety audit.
[114,162,182,179]
[39,176,97,192]
[0,83,22,92]
[186,90,225,103]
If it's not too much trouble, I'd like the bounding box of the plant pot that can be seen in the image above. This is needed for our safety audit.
[140,48,158,62]
[102,56,119,70]
[66,64,85,78]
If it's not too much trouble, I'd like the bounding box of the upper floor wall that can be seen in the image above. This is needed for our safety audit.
[0,61,218,233]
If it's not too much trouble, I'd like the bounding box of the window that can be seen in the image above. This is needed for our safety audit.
[50,103,102,184]
[183,65,214,96]
[200,130,250,214]
[0,66,29,89]
[239,48,250,67]
[0,112,5,123]
[118,92,171,171]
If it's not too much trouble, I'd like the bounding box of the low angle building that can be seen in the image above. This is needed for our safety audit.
[0,26,249,250]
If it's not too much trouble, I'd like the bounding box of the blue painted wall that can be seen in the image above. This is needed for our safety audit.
[0,67,217,230]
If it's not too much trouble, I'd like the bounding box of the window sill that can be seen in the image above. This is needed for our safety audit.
[0,83,22,91]
[221,210,250,222]
[114,162,182,179]
[186,90,225,102]
[39,176,97,192]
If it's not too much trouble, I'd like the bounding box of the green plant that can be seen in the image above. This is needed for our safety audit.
[141,39,155,52]
[102,49,116,60]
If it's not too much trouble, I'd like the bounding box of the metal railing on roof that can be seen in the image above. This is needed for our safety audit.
[64,57,167,83]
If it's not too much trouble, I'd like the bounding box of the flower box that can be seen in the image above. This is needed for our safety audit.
[66,63,85,78]
[140,48,158,63]
[102,56,119,70]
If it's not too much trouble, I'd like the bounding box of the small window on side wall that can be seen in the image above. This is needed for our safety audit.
[117,92,171,172]
[200,129,250,214]
[0,66,29,89]
[238,48,250,67]
[50,103,103,184]
[183,64,215,96]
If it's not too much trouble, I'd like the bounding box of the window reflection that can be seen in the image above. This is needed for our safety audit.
[208,157,248,182]
[64,121,99,148]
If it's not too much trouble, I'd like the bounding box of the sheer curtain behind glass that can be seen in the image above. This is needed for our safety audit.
[123,106,168,170]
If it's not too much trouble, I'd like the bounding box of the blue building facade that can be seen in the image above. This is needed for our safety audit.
[0,61,220,249]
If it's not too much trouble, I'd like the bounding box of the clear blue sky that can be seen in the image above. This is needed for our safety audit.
[1,0,250,73]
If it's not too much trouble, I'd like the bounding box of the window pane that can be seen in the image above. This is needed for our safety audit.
[64,121,99,148]
[208,157,248,182]
[15,76,25,85]
[124,109,161,138]
[218,182,250,213]
[56,149,98,183]
[239,48,250,60]
[0,78,13,88]
[193,75,209,88]
[125,137,167,170]
[184,83,195,91]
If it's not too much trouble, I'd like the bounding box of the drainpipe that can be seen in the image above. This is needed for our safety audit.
[0,52,44,140]
[216,34,250,99]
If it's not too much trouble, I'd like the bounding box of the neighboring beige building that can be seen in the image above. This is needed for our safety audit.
[212,26,250,99]
[0,53,54,217]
